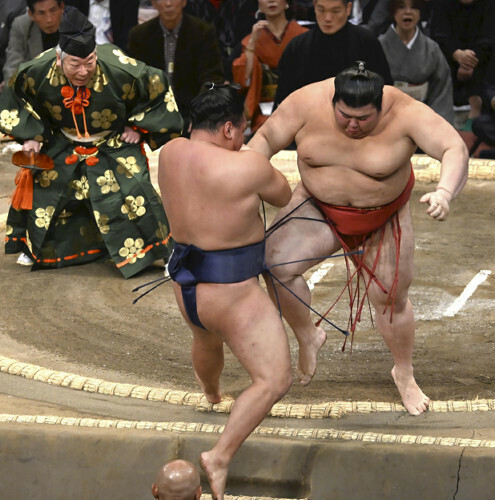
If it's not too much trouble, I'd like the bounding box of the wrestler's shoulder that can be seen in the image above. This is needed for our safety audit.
[278,79,333,113]
[382,86,431,117]
[238,147,270,163]
[159,136,188,157]
[234,149,274,178]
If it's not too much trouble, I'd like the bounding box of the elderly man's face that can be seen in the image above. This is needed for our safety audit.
[57,52,97,87]
[29,0,65,34]
[313,0,351,35]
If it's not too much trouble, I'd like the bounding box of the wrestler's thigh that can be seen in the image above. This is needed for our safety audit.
[197,280,292,379]
[172,282,223,349]
[366,204,415,304]
[266,183,341,277]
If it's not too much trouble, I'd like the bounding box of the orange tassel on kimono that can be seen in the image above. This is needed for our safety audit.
[10,150,54,210]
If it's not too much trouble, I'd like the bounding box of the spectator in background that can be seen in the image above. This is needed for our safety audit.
[430,0,495,130]
[418,0,434,35]
[292,0,315,22]
[232,0,307,134]
[2,0,64,89]
[151,460,202,500]
[379,0,454,125]
[64,0,139,50]
[127,0,224,130]
[274,0,392,109]
[0,1,27,78]
[472,48,495,157]
[349,0,391,36]
[184,0,258,80]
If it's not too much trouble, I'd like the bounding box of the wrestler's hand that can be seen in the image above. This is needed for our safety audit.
[121,126,141,144]
[22,139,40,153]
[419,188,453,221]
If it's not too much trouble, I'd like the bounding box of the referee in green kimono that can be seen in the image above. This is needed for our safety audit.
[0,6,183,277]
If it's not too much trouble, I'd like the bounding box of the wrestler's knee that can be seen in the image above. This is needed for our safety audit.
[270,363,293,400]
[370,287,410,315]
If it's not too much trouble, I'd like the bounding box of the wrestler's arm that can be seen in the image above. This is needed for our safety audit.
[406,99,469,220]
[246,151,292,208]
[247,89,306,158]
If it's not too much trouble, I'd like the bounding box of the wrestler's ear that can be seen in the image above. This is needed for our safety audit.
[151,483,159,499]
[224,121,234,140]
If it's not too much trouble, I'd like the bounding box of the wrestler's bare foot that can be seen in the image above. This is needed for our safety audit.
[391,365,430,415]
[200,451,228,500]
[195,372,222,404]
[296,326,327,385]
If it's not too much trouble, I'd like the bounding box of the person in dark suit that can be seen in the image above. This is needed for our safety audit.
[349,0,391,36]
[64,0,139,50]
[126,0,224,128]
[2,0,64,87]
[472,47,495,156]
[0,0,27,77]
[430,0,495,126]
[183,0,258,80]
[274,0,392,110]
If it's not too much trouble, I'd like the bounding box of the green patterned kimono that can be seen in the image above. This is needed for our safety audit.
[0,44,183,278]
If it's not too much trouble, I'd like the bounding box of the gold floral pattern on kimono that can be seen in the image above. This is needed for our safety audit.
[47,61,66,87]
[91,109,117,129]
[112,49,137,66]
[71,175,90,200]
[0,109,20,132]
[96,170,120,194]
[106,135,123,148]
[148,74,165,100]
[35,206,55,229]
[25,229,33,254]
[23,101,41,120]
[56,209,73,226]
[22,75,36,95]
[44,101,62,121]
[94,210,110,234]
[164,89,179,113]
[122,82,136,101]
[36,170,59,187]
[121,195,146,220]
[119,237,145,263]
[129,111,145,123]
[116,156,140,178]
[62,126,78,136]
[87,65,107,93]
[5,224,13,236]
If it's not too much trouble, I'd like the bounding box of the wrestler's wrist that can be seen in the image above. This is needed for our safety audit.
[435,186,454,202]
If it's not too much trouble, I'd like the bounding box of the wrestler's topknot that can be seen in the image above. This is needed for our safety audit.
[333,61,384,112]
[190,82,244,132]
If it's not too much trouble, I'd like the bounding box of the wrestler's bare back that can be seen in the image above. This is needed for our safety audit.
[250,79,466,207]
[158,137,290,251]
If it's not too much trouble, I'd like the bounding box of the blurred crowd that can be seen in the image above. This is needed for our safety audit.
[1,0,494,155]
